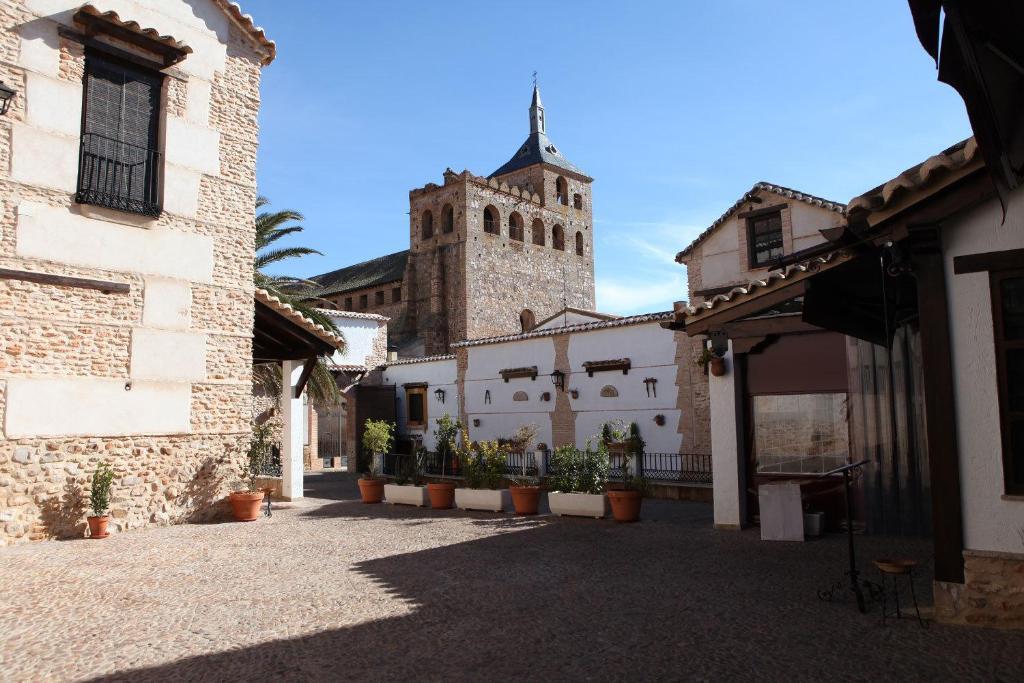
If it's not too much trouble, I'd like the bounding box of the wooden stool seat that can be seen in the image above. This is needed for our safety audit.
[874,558,925,627]
[874,558,917,574]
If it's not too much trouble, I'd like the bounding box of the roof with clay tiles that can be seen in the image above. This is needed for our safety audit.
[254,288,345,350]
[675,182,847,262]
[451,311,674,348]
[212,1,276,64]
[309,250,409,298]
[315,309,390,323]
[382,354,456,366]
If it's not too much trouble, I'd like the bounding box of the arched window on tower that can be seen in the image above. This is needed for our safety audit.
[532,218,545,246]
[520,309,536,333]
[483,205,499,235]
[422,209,434,239]
[552,224,565,251]
[508,212,524,241]
[556,176,568,205]
[442,204,454,233]
[575,230,584,256]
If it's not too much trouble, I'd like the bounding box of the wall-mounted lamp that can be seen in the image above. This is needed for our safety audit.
[550,370,565,391]
[434,387,445,404]
[0,81,16,116]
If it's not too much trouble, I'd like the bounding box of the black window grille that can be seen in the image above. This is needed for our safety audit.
[749,211,783,266]
[76,52,163,217]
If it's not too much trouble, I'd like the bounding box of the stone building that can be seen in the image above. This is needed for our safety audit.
[0,0,276,544]
[313,86,596,356]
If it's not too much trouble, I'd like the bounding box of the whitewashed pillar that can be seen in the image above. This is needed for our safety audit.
[281,360,305,501]
[710,341,746,529]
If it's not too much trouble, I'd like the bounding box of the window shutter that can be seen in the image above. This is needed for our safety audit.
[77,53,163,216]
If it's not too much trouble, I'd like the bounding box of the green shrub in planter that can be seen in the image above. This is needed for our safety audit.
[90,462,115,516]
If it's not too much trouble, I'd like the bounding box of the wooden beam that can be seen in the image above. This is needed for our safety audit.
[685,282,807,336]
[293,357,317,399]
[953,247,1024,274]
[721,315,821,338]
[0,268,130,294]
[737,203,787,220]
[908,226,965,584]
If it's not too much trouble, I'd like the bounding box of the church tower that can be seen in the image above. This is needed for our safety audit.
[401,86,596,355]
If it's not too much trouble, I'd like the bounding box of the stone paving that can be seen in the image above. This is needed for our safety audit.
[1,472,1022,682]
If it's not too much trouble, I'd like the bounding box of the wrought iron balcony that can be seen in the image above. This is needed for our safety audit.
[76,132,162,217]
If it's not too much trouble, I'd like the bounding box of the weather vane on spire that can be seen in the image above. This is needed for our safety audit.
[532,70,538,88]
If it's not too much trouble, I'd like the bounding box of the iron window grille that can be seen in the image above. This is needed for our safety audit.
[76,52,163,217]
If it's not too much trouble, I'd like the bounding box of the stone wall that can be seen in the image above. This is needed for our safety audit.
[934,551,1024,630]
[0,0,268,545]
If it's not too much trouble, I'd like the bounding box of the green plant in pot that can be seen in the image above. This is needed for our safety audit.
[696,345,726,376]
[230,420,274,521]
[547,440,610,518]
[456,438,510,512]
[384,447,430,507]
[607,421,648,523]
[508,423,541,515]
[87,462,115,538]
[359,419,393,504]
[425,415,460,509]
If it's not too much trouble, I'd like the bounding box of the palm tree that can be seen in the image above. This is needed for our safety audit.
[254,196,342,404]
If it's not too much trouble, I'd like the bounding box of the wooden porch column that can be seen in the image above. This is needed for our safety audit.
[281,360,305,501]
[908,228,965,584]
[709,340,747,530]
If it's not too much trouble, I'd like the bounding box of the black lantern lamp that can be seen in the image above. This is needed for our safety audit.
[550,369,565,391]
[0,81,15,115]
[433,387,445,404]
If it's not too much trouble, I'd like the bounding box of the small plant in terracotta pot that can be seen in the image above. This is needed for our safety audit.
[425,415,459,509]
[359,419,393,504]
[696,346,727,377]
[87,461,115,539]
[508,423,541,515]
[229,421,272,521]
[605,421,648,523]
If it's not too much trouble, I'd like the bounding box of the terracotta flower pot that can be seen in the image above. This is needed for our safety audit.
[607,489,643,522]
[229,490,265,521]
[709,356,727,377]
[87,515,109,539]
[509,485,541,515]
[358,477,385,504]
[427,482,455,509]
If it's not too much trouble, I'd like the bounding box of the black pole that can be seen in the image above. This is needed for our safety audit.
[844,469,866,612]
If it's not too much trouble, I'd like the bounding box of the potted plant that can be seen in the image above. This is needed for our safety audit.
[425,415,460,509]
[87,461,115,538]
[384,448,429,507]
[508,423,541,515]
[229,421,272,521]
[696,346,726,376]
[359,419,393,504]
[456,437,510,512]
[607,421,648,522]
[547,442,609,519]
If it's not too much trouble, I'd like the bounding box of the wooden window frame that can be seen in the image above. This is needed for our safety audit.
[359,294,368,310]
[991,267,1024,495]
[392,287,401,303]
[746,208,784,268]
[483,206,499,235]
[405,386,427,429]
[374,290,384,306]
[344,296,353,310]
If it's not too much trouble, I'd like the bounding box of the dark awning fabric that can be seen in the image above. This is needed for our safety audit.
[908,1,1024,201]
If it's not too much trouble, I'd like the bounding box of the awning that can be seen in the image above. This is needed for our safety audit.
[253,289,345,397]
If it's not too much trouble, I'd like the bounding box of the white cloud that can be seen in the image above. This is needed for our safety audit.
[596,271,685,316]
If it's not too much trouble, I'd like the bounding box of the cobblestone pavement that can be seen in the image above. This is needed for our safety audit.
[2,473,1022,682]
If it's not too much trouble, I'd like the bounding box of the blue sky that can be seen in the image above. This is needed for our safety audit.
[246,0,971,315]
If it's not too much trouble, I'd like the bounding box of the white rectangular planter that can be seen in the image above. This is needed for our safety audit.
[455,488,510,512]
[384,484,429,507]
[548,492,607,519]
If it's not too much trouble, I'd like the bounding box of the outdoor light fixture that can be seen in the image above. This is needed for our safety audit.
[434,387,445,404]
[550,369,565,391]
[0,81,15,115]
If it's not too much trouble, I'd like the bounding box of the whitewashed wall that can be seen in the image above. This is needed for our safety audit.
[381,321,687,454]
[464,337,556,449]
[323,312,385,368]
[380,359,458,450]
[943,186,1024,555]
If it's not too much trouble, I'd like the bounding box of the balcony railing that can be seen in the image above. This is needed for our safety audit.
[76,132,162,217]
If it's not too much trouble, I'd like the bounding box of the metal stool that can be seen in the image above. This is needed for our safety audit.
[874,559,925,627]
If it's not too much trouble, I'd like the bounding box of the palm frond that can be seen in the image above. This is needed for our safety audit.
[256,246,323,271]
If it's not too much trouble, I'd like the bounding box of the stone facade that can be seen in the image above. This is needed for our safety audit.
[319,90,595,356]
[0,1,273,544]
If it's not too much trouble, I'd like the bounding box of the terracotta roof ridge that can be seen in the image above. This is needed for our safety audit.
[314,308,390,322]
[675,182,847,262]
[452,311,674,348]
[382,354,456,366]
[211,1,275,64]
[77,4,193,56]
